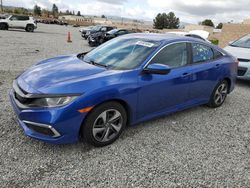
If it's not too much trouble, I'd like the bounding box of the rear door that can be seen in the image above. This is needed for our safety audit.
[188,43,223,101]
[18,16,29,28]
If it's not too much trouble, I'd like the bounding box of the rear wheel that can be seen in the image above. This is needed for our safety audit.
[0,23,8,30]
[208,80,228,108]
[82,102,127,147]
[25,25,34,32]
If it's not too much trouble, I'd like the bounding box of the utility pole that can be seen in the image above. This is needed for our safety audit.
[0,0,3,13]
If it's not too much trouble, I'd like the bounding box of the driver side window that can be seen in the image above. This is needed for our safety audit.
[150,43,188,68]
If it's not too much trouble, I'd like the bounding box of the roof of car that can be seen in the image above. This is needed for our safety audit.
[122,33,207,44]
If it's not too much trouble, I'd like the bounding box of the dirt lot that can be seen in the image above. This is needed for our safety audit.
[0,24,250,187]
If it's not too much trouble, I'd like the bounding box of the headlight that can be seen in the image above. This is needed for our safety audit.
[28,96,78,108]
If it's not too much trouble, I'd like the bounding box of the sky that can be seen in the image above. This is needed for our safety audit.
[3,0,250,24]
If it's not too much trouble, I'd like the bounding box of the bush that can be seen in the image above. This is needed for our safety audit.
[210,39,219,45]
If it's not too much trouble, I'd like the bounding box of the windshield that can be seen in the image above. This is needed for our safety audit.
[82,37,160,70]
[93,25,102,31]
[231,35,250,48]
[107,29,118,35]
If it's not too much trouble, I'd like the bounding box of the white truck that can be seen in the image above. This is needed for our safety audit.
[0,15,37,32]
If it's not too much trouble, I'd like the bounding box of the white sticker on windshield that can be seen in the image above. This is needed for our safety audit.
[136,41,155,48]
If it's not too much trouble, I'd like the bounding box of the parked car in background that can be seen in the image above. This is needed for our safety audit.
[0,15,37,32]
[9,33,237,147]
[101,29,134,43]
[36,19,68,26]
[0,14,8,19]
[168,30,211,43]
[73,24,80,27]
[224,34,250,80]
[82,25,115,40]
[79,26,94,33]
[88,28,133,46]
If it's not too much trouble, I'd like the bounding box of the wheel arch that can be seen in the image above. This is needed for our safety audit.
[89,99,131,125]
[223,77,232,93]
[26,23,34,28]
[0,22,9,27]
[79,98,132,138]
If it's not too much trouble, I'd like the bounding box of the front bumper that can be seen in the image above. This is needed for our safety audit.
[237,62,250,80]
[9,89,86,144]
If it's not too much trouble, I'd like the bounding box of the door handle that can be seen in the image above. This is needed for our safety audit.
[182,72,190,77]
[214,64,220,68]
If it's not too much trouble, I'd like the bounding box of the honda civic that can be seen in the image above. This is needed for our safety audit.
[9,34,237,147]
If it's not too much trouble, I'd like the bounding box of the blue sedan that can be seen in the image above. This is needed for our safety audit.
[9,34,237,146]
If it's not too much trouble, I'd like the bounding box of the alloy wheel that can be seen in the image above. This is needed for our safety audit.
[214,82,228,106]
[92,109,123,142]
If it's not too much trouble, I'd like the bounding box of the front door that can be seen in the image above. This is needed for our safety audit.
[137,42,193,119]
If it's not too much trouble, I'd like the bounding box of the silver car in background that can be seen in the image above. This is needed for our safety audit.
[224,34,250,81]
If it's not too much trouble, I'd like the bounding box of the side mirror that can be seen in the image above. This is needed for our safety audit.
[143,64,171,75]
[229,41,234,45]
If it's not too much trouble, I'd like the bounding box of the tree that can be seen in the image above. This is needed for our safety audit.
[13,7,29,15]
[52,4,58,17]
[1,0,3,13]
[201,19,214,27]
[101,15,106,18]
[73,10,75,15]
[42,9,50,17]
[34,5,41,16]
[153,12,179,29]
[216,23,223,29]
[77,11,81,16]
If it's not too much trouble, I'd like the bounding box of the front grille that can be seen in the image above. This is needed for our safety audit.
[12,81,34,106]
[14,91,28,103]
[238,58,250,63]
[14,90,33,105]
[237,67,248,76]
[25,122,55,136]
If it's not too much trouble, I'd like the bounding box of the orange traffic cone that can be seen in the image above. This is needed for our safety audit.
[67,32,72,43]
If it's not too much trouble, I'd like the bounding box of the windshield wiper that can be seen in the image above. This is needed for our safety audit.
[87,60,108,68]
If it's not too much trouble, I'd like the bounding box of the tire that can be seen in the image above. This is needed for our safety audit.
[82,101,127,147]
[207,80,228,108]
[88,41,96,47]
[0,23,8,30]
[25,25,34,32]
[99,37,104,44]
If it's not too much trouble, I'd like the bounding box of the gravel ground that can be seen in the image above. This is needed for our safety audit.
[0,24,250,187]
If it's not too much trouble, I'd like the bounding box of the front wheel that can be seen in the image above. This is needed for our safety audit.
[82,102,127,147]
[208,80,228,108]
[99,37,104,44]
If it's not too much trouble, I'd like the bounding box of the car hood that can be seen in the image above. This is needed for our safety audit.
[224,45,250,59]
[17,55,123,94]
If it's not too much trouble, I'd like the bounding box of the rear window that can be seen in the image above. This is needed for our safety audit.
[19,16,29,21]
[192,43,214,63]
